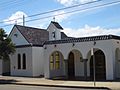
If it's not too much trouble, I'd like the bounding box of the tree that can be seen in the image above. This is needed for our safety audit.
[0,28,15,60]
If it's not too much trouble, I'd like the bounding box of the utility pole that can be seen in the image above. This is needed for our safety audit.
[91,48,96,87]
[23,15,25,26]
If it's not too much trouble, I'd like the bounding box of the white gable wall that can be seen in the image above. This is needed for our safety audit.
[9,27,29,46]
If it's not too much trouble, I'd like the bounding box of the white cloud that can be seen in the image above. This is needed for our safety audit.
[26,11,69,29]
[63,25,120,37]
[56,0,97,6]
[80,0,97,4]
[53,11,70,22]
[3,11,28,25]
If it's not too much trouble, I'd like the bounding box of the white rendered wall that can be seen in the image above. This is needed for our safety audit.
[10,47,33,76]
[32,47,44,76]
[112,40,120,79]
[47,23,61,40]
[44,39,115,80]
[74,51,84,77]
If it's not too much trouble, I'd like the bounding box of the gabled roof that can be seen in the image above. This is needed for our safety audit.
[13,25,68,46]
[51,21,63,30]
[15,25,49,46]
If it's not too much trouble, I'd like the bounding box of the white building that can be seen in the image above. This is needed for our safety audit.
[8,21,120,80]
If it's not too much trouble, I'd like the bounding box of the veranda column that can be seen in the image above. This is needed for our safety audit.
[83,59,88,80]
[64,59,68,79]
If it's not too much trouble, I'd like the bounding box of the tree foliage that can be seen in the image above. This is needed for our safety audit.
[0,28,15,60]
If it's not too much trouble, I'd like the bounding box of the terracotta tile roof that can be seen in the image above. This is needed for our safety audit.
[16,25,49,46]
[45,35,120,45]
[61,32,70,39]
[15,25,68,46]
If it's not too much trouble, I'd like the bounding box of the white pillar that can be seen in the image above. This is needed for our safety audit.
[105,51,115,80]
[44,50,50,79]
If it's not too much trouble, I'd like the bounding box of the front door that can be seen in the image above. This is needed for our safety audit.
[68,52,75,78]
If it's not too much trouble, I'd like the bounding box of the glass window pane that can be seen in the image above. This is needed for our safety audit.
[55,52,60,69]
[18,54,21,69]
[50,63,54,70]
[23,53,26,69]
[50,54,54,70]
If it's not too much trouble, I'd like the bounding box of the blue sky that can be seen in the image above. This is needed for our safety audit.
[1,0,120,37]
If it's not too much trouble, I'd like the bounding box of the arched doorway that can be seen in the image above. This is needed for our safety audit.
[68,52,75,78]
[90,50,106,80]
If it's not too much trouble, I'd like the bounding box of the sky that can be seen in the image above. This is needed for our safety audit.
[0,0,120,37]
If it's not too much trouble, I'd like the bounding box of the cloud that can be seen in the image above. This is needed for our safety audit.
[56,0,97,6]
[3,11,28,25]
[53,11,70,22]
[26,10,70,29]
[62,25,120,37]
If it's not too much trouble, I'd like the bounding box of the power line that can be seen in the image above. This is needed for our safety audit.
[0,0,17,5]
[0,0,101,24]
[1,0,120,28]
[24,0,120,23]
[0,0,26,10]
[28,0,102,18]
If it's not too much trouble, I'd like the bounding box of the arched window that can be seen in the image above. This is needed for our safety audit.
[23,53,26,69]
[50,51,60,70]
[18,54,21,69]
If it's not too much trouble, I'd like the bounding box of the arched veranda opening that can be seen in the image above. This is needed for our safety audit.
[67,49,83,79]
[89,49,106,80]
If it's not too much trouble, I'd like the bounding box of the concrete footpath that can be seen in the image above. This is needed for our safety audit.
[0,76,120,90]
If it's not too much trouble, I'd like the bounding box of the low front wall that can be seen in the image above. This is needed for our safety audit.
[0,60,3,75]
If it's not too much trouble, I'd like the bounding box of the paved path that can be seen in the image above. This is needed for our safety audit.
[0,76,120,89]
[0,84,104,90]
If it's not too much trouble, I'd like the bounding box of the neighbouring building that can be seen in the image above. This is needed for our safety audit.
[3,21,120,80]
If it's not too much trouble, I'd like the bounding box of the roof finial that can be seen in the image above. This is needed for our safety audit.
[53,17,55,22]
[15,20,17,25]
